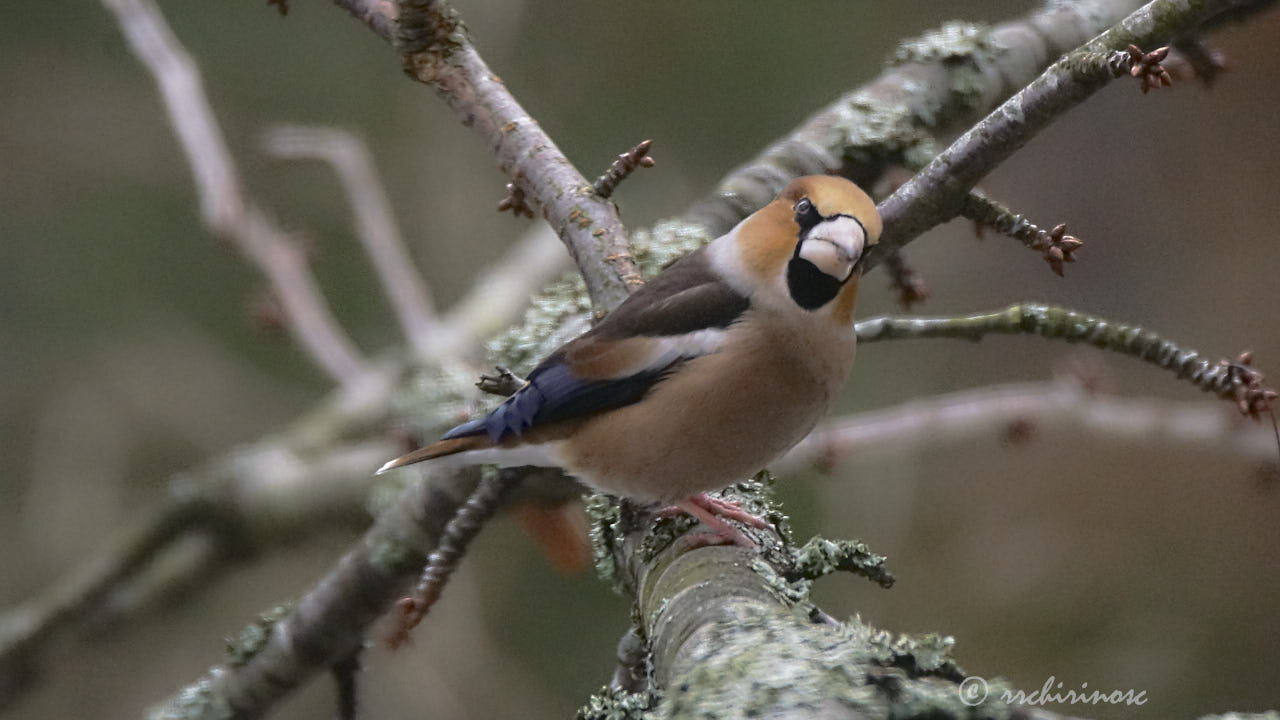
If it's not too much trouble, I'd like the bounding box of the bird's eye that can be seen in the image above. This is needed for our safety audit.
[794,198,813,216]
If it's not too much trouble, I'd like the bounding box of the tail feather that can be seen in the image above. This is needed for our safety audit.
[375,434,492,475]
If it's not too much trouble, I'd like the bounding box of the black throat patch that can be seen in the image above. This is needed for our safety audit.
[786,256,844,310]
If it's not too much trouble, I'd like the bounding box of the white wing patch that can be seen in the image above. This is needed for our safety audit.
[618,329,729,378]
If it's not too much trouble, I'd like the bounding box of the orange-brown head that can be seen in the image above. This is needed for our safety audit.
[734,176,880,317]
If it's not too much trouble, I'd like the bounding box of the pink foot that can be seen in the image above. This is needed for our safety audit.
[656,493,773,548]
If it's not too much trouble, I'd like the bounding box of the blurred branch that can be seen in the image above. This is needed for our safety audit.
[332,0,395,41]
[391,0,644,312]
[263,125,441,357]
[386,469,522,646]
[854,302,1276,416]
[101,0,370,386]
[0,439,392,711]
[882,250,931,309]
[867,0,1253,272]
[775,378,1280,476]
[433,224,572,351]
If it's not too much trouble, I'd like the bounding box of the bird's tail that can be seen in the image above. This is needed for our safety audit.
[375,434,491,475]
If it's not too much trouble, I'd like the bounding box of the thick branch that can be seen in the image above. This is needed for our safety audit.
[392,0,643,312]
[684,0,1159,236]
[101,0,369,385]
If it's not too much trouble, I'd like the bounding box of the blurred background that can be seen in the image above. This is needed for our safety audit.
[2,1,1278,718]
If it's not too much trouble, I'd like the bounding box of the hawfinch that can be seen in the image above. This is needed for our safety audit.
[379,175,882,546]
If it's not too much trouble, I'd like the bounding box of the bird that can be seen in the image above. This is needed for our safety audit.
[378,175,882,547]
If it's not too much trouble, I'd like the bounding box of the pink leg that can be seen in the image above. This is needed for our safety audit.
[687,493,772,530]
[653,493,773,548]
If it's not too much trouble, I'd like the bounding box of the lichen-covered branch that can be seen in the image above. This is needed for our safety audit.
[391,0,643,312]
[867,0,1253,271]
[583,478,993,719]
[854,302,1276,416]
[263,125,441,356]
[101,0,370,386]
[684,0,1156,238]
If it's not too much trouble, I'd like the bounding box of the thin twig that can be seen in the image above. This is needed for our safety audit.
[390,0,643,312]
[593,139,655,199]
[961,192,1082,276]
[1171,38,1229,86]
[102,0,369,386]
[331,647,362,720]
[868,0,1246,272]
[475,366,525,396]
[1110,44,1174,93]
[386,469,523,647]
[775,378,1280,476]
[882,250,931,309]
[263,125,441,355]
[854,302,1277,415]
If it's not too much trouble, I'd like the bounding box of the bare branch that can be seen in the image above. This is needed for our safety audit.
[868,0,1249,271]
[854,302,1277,415]
[435,223,571,350]
[882,250,931,309]
[1170,38,1229,86]
[592,139,655,199]
[391,0,643,311]
[961,192,1082,276]
[101,0,369,385]
[263,125,441,356]
[775,379,1280,477]
[386,469,522,647]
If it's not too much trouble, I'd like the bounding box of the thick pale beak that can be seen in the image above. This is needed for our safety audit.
[797,216,866,281]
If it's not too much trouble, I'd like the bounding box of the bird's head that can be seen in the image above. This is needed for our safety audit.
[732,175,881,316]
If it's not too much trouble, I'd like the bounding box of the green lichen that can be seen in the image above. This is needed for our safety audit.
[749,556,811,606]
[486,220,713,375]
[370,355,487,514]
[658,608,1001,719]
[367,534,423,576]
[885,20,1003,125]
[789,536,895,589]
[889,21,993,67]
[146,675,234,720]
[223,603,293,668]
[628,221,714,275]
[576,685,660,720]
[487,272,592,373]
[585,493,625,592]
